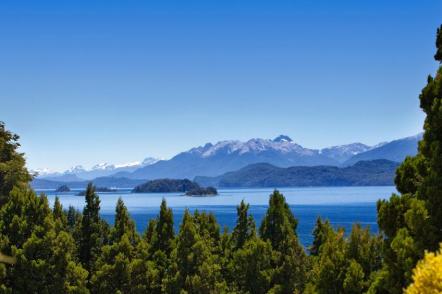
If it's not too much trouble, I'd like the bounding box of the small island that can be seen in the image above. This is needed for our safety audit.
[77,186,117,196]
[132,179,217,197]
[55,184,70,193]
[132,179,200,193]
[185,186,218,196]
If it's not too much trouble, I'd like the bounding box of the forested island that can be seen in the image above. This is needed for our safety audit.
[132,178,201,193]
[132,178,218,196]
[0,25,441,294]
[55,184,70,192]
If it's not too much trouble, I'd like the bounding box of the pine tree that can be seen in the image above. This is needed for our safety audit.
[112,198,138,245]
[0,188,88,293]
[193,210,221,254]
[144,218,157,244]
[149,199,174,256]
[166,210,226,293]
[146,199,175,293]
[53,196,68,231]
[259,190,298,251]
[310,217,333,256]
[259,190,308,293]
[231,200,256,250]
[79,183,104,276]
[0,122,32,206]
[373,25,442,293]
[230,237,273,293]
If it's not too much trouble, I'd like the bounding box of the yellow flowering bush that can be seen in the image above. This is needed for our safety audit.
[406,244,442,294]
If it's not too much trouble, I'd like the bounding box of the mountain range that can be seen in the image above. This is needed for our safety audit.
[34,157,159,181]
[34,133,422,184]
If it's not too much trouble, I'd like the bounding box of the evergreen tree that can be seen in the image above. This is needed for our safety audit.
[144,218,157,244]
[53,196,68,232]
[91,234,134,293]
[112,198,138,245]
[309,217,333,256]
[373,25,442,293]
[193,210,221,254]
[67,205,82,232]
[230,237,273,294]
[0,122,32,206]
[259,190,298,251]
[309,224,382,294]
[166,210,226,293]
[259,190,308,293]
[79,183,105,276]
[92,199,154,293]
[149,199,174,256]
[416,24,442,249]
[0,188,88,293]
[147,199,175,293]
[231,200,256,250]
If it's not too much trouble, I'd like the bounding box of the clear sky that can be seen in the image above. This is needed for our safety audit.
[0,0,441,171]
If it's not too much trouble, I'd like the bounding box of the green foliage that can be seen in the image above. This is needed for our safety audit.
[79,183,106,276]
[112,198,138,245]
[149,199,174,256]
[309,224,382,294]
[259,190,297,250]
[310,217,333,256]
[373,25,442,292]
[166,210,226,293]
[231,200,256,250]
[230,237,273,293]
[259,190,308,293]
[0,122,32,206]
[435,24,442,62]
[0,188,88,293]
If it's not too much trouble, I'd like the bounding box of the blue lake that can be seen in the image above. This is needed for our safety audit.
[40,186,396,247]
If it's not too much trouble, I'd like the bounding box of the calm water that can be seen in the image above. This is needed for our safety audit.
[41,186,396,247]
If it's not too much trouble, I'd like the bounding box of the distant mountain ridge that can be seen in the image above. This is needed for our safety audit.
[35,157,159,181]
[33,134,421,182]
[343,134,422,166]
[122,135,374,180]
[195,160,400,188]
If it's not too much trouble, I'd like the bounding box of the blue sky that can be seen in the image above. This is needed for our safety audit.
[0,0,441,171]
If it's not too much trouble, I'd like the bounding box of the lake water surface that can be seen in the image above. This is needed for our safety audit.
[41,186,396,247]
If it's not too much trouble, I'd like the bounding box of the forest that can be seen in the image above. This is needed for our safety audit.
[0,25,441,293]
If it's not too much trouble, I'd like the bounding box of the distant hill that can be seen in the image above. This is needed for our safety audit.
[344,134,422,166]
[194,160,400,188]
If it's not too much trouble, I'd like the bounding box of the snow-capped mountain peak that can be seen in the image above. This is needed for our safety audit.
[35,157,159,181]
[186,136,312,159]
[91,163,116,170]
[66,165,86,174]
[319,143,372,162]
[273,135,293,143]
[141,157,160,166]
